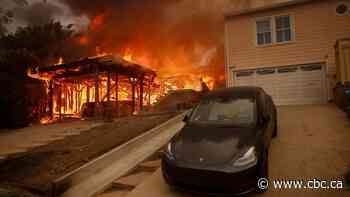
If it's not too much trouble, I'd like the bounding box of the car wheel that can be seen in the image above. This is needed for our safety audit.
[256,150,269,193]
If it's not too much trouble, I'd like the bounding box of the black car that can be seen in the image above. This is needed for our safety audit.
[162,86,277,195]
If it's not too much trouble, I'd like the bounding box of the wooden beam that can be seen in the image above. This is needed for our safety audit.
[59,84,62,119]
[64,85,67,114]
[95,67,100,118]
[107,72,111,102]
[148,80,151,106]
[95,68,100,103]
[139,77,144,111]
[115,73,119,117]
[75,83,79,113]
[131,83,136,114]
[129,77,137,114]
[86,86,90,103]
[48,80,54,119]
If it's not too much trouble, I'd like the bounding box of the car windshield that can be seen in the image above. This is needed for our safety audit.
[189,98,256,127]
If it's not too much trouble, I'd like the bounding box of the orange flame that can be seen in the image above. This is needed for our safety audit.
[123,48,133,62]
[40,116,55,124]
[78,35,89,45]
[56,57,64,65]
[90,14,105,31]
[27,68,51,81]
[201,75,215,90]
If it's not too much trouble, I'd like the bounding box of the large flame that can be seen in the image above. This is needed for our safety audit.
[28,32,221,124]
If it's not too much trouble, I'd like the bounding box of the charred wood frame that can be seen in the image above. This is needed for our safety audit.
[29,55,156,119]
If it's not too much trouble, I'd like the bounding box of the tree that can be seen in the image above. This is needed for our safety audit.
[0,21,77,128]
[1,21,76,67]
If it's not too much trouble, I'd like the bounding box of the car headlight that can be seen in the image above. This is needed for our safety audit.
[233,147,258,168]
[167,143,172,154]
[165,142,174,159]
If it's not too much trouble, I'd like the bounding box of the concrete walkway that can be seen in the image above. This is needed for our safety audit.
[0,120,103,159]
[125,104,350,197]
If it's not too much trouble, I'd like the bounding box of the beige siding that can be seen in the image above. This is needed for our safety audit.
[225,0,350,97]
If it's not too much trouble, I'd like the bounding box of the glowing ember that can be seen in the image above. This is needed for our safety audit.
[123,54,132,62]
[201,75,215,90]
[55,57,64,65]
[28,57,65,81]
[40,116,55,125]
[90,14,106,31]
[93,47,112,58]
[27,68,50,81]
[78,35,89,45]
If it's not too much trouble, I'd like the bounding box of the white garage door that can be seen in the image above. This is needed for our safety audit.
[233,64,327,105]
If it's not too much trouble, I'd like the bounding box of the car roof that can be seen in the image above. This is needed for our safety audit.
[202,86,263,100]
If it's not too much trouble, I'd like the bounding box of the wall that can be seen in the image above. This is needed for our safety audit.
[225,0,350,98]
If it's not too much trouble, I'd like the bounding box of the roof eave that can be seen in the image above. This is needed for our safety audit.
[224,0,325,19]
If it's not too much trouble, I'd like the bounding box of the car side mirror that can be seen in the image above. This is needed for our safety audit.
[183,115,189,122]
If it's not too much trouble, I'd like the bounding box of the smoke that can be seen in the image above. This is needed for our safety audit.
[60,1,231,72]
[2,0,89,32]
[14,1,64,25]
[2,0,294,87]
[9,0,237,78]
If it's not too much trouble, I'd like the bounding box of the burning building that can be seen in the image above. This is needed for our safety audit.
[19,0,230,123]
[28,55,156,121]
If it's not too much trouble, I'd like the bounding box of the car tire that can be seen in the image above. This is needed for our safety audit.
[256,150,269,193]
[161,161,173,186]
[272,118,278,138]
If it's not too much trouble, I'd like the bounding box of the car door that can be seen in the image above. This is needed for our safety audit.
[265,94,275,144]
[260,91,274,146]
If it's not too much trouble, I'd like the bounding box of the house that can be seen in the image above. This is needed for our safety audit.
[224,0,350,105]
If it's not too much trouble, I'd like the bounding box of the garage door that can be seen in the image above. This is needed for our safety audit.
[233,63,327,105]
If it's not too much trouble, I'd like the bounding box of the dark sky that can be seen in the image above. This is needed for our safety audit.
[2,0,89,32]
[3,0,235,32]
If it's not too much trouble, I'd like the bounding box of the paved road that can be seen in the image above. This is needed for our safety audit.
[125,104,350,197]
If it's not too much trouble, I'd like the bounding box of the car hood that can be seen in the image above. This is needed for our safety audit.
[173,123,257,166]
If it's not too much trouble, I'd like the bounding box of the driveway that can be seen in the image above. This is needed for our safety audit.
[125,104,350,197]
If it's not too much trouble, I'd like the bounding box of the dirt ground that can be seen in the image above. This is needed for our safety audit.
[0,120,103,158]
[124,104,350,197]
[0,113,177,196]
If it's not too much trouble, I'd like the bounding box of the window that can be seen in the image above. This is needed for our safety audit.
[256,19,272,45]
[255,15,294,46]
[256,68,275,75]
[275,15,292,42]
[190,98,256,127]
[300,64,322,71]
[236,70,254,77]
[277,66,298,73]
[336,3,349,16]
